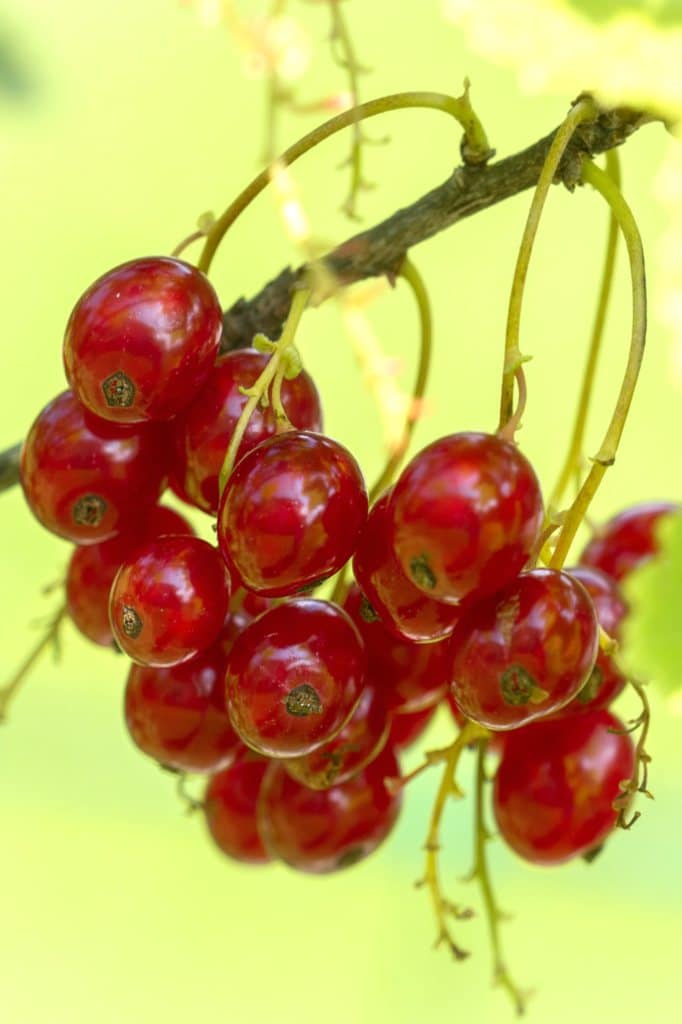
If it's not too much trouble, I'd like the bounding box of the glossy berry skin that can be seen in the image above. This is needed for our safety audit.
[110,536,230,666]
[353,488,460,643]
[225,598,366,758]
[258,744,402,873]
[20,390,167,544]
[493,709,635,864]
[172,349,322,515]
[63,257,222,423]
[203,749,272,864]
[560,565,629,712]
[388,703,438,752]
[449,568,599,730]
[580,501,679,582]
[343,584,450,713]
[124,641,241,773]
[285,680,390,790]
[66,505,194,646]
[218,431,368,597]
[389,432,544,604]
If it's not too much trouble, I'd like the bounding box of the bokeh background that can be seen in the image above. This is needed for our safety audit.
[1,2,681,1022]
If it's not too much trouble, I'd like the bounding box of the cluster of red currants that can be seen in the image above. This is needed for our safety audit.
[18,255,675,873]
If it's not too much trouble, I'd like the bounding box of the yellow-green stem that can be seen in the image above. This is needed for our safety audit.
[550,159,646,568]
[472,741,527,1014]
[217,287,311,494]
[498,96,597,429]
[198,89,492,275]
[549,150,621,510]
[0,604,67,722]
[328,0,364,217]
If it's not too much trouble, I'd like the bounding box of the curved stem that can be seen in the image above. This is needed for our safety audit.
[217,286,311,494]
[368,256,432,502]
[327,0,364,218]
[549,150,621,510]
[198,88,492,274]
[472,741,527,1014]
[498,96,597,429]
[550,159,646,569]
[0,603,67,722]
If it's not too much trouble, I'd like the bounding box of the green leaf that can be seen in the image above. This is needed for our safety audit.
[566,0,682,28]
[622,512,682,695]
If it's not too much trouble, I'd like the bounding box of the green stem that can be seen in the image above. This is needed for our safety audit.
[549,150,621,510]
[198,88,492,275]
[217,286,311,494]
[498,96,597,430]
[328,0,364,217]
[0,604,67,723]
[550,159,647,569]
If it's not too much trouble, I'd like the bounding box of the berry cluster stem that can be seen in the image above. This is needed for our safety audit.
[613,674,653,830]
[471,741,528,1015]
[0,603,67,722]
[550,159,646,569]
[498,96,597,430]
[198,88,492,275]
[549,150,621,510]
[327,0,366,218]
[217,286,311,493]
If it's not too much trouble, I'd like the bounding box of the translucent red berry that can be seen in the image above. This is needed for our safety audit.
[225,598,366,758]
[66,505,194,646]
[110,536,231,666]
[203,749,272,864]
[493,709,635,864]
[172,349,322,514]
[388,703,438,752]
[124,641,241,773]
[218,430,368,597]
[20,390,167,544]
[389,432,544,604]
[580,501,679,582]
[63,256,223,423]
[285,680,389,789]
[352,488,460,643]
[449,568,599,729]
[258,744,402,873]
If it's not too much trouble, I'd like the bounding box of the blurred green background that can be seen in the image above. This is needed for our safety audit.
[1,1,681,1021]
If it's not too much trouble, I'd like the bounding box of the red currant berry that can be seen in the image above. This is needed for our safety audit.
[225,598,366,758]
[579,501,679,582]
[493,709,635,864]
[124,642,241,773]
[285,680,389,789]
[20,391,167,544]
[449,568,599,730]
[63,257,222,423]
[172,349,322,514]
[560,566,629,712]
[218,430,368,597]
[343,584,450,713]
[258,744,402,873]
[389,432,543,604]
[203,749,272,864]
[110,536,230,666]
[352,488,460,643]
[66,505,194,646]
[388,703,438,752]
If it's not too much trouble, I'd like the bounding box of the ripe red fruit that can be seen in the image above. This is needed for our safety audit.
[352,488,460,643]
[203,749,272,864]
[66,505,194,646]
[20,390,167,544]
[285,680,390,789]
[493,709,635,864]
[172,349,322,514]
[218,430,368,597]
[449,568,599,730]
[124,642,241,773]
[63,257,223,423]
[343,584,450,712]
[560,566,629,712]
[388,703,438,752]
[389,432,544,604]
[225,598,367,758]
[258,744,402,873]
[580,501,679,582]
[110,536,231,666]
